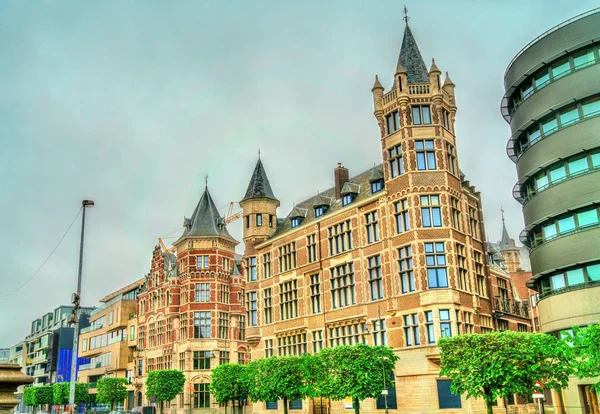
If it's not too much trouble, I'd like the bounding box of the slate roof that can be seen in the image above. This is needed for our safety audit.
[369,166,384,182]
[392,24,429,86]
[267,166,380,240]
[178,188,236,243]
[341,182,360,195]
[241,159,278,203]
[499,220,515,250]
[312,194,332,208]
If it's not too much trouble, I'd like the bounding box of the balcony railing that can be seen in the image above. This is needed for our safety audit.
[108,335,127,345]
[494,298,530,319]
[408,83,430,95]
[538,280,600,301]
[81,324,104,335]
[79,362,102,371]
[33,368,47,377]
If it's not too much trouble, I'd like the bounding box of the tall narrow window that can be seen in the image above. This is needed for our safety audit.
[416,140,437,170]
[195,283,210,302]
[218,312,228,339]
[247,257,257,281]
[368,255,383,300]
[446,143,457,174]
[312,331,323,353]
[328,220,353,256]
[238,316,245,341]
[219,351,229,365]
[398,245,415,293]
[365,211,380,244]
[474,251,486,297]
[280,280,298,320]
[469,207,480,239]
[193,351,211,370]
[307,234,318,263]
[372,319,387,346]
[451,197,461,230]
[425,242,448,288]
[421,195,442,227]
[388,144,404,178]
[310,274,321,314]
[412,105,431,125]
[265,339,274,358]
[456,244,468,291]
[395,199,410,233]
[425,311,435,343]
[439,310,452,338]
[386,110,400,134]
[279,242,296,272]
[263,253,271,278]
[246,291,257,326]
[263,288,272,324]
[196,255,209,269]
[193,312,211,339]
[269,215,274,228]
[193,384,210,408]
[403,313,420,346]
[219,284,230,304]
[331,263,356,309]
[256,214,262,227]
[442,109,451,130]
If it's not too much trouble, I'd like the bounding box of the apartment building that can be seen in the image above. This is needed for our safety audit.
[78,279,143,409]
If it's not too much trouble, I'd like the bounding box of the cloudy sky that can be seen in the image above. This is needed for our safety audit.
[1,0,596,346]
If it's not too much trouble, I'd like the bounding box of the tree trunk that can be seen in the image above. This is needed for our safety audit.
[283,397,288,414]
[485,399,493,414]
[353,397,360,414]
[224,400,227,414]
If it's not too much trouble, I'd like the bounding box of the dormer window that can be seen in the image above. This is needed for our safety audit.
[289,207,307,229]
[291,217,302,228]
[315,206,325,217]
[371,180,383,194]
[342,194,354,206]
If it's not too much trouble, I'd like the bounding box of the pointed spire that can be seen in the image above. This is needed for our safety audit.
[395,61,407,75]
[443,71,455,87]
[499,207,513,250]
[429,58,441,74]
[371,75,384,92]
[392,22,429,86]
[181,188,235,241]
[241,158,278,203]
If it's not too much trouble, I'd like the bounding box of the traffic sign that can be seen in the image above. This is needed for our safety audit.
[533,381,544,399]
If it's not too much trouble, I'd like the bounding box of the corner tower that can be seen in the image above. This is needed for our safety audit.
[240,157,279,253]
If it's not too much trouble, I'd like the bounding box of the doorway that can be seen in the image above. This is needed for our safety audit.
[579,385,599,414]
[312,397,328,414]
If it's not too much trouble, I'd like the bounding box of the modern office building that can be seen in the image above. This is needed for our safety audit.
[78,279,144,409]
[0,348,9,363]
[501,7,600,413]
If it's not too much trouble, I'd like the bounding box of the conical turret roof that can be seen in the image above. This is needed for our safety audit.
[443,71,455,87]
[179,187,235,242]
[392,24,429,86]
[499,216,515,251]
[241,158,278,203]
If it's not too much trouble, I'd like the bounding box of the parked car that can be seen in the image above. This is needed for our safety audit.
[131,407,155,414]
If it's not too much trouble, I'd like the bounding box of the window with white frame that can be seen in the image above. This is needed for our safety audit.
[365,211,380,244]
[412,105,432,125]
[196,255,209,269]
[388,144,404,178]
[310,274,321,314]
[421,195,442,227]
[395,199,410,233]
[307,234,318,263]
[416,140,436,170]
[398,245,415,293]
[368,255,383,300]
[403,313,420,346]
[263,288,272,324]
[372,319,387,346]
[328,220,352,256]
[279,280,298,320]
[195,283,210,302]
[331,263,356,309]
[425,242,448,288]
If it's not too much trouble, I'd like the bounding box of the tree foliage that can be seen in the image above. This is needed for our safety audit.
[23,387,35,408]
[145,370,185,407]
[565,324,600,391]
[439,331,573,414]
[52,382,89,405]
[247,356,305,414]
[23,385,53,408]
[210,363,250,412]
[317,344,398,414]
[96,378,129,409]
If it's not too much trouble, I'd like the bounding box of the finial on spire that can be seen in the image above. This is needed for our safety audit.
[501,206,505,223]
[403,5,409,25]
[258,149,261,160]
[205,174,208,189]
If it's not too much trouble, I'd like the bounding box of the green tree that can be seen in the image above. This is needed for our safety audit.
[210,363,250,413]
[52,382,89,406]
[96,378,129,410]
[35,385,54,407]
[145,370,186,412]
[247,356,305,414]
[439,331,573,414]
[565,324,600,391]
[23,387,36,413]
[318,344,398,414]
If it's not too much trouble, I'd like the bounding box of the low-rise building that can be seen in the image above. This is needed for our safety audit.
[77,279,143,409]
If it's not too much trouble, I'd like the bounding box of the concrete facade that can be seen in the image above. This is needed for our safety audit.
[501,7,600,414]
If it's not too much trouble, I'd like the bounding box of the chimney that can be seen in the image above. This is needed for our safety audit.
[334,163,349,200]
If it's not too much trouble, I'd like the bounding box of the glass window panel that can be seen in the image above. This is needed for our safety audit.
[420,195,430,206]
[582,98,600,117]
[422,210,431,227]
[568,156,588,175]
[425,243,434,253]
[549,165,566,183]
[566,268,585,286]
[427,152,437,169]
[542,117,558,134]
[535,172,549,190]
[415,141,424,150]
[573,49,595,68]
[412,107,421,125]
[543,223,557,239]
[591,151,600,167]
[437,255,446,266]
[417,153,426,170]
[559,107,579,127]
[528,127,541,144]
[439,310,450,320]
[422,106,431,124]
[551,58,571,79]
[435,242,445,252]
[521,79,534,99]
[557,216,575,234]
[425,140,435,150]
[551,274,566,290]
[577,209,599,227]
[586,264,600,281]
[394,111,400,129]
[534,70,550,88]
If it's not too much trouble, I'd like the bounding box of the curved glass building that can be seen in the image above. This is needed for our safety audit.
[501,8,600,412]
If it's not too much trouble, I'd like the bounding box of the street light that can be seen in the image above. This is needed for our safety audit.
[69,200,95,414]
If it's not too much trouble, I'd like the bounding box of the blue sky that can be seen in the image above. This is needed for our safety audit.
[0,0,596,345]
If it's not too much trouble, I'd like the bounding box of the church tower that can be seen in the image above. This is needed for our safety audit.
[239,157,279,255]
[498,211,521,273]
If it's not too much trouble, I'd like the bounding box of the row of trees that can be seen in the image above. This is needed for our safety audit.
[439,325,600,414]
[23,378,130,412]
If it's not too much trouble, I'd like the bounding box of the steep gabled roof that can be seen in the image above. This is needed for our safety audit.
[178,188,236,242]
[241,158,278,203]
[393,24,429,86]
[499,219,514,250]
[369,166,384,182]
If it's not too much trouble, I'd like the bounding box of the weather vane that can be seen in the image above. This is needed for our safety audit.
[403,5,409,24]
[258,149,261,159]
[501,206,505,223]
[205,174,208,189]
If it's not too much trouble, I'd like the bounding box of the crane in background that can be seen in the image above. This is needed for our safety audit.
[158,201,243,253]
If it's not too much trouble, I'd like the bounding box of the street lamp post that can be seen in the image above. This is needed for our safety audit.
[69,200,95,414]
[380,357,388,414]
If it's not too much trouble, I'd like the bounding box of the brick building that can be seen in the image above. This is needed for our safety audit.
[135,187,248,411]
[239,22,535,414]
